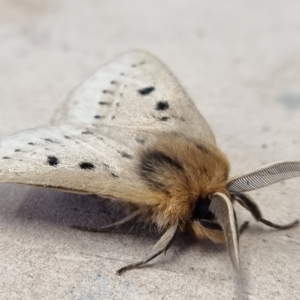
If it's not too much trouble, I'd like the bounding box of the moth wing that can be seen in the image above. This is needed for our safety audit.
[52,50,216,144]
[0,125,143,201]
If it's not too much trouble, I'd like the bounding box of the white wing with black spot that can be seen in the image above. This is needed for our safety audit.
[52,50,216,145]
[0,125,143,200]
[0,51,216,203]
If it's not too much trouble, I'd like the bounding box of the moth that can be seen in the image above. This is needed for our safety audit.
[0,50,299,275]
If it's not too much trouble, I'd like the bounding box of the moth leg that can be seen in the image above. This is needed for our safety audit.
[239,221,249,235]
[233,193,299,230]
[116,224,178,275]
[199,219,222,231]
[72,209,141,233]
[199,218,248,236]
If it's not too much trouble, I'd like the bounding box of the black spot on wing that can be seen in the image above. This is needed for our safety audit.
[94,115,105,119]
[111,116,116,120]
[101,163,118,177]
[99,101,111,105]
[156,101,169,111]
[3,156,10,159]
[110,80,117,84]
[15,149,21,152]
[44,138,54,143]
[82,131,93,135]
[135,137,145,144]
[64,135,71,139]
[120,151,133,159]
[138,86,155,95]
[160,116,170,122]
[102,90,114,95]
[28,142,35,146]
[79,162,95,170]
[47,155,59,166]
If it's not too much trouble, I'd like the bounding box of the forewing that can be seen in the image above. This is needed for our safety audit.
[52,50,215,144]
[0,125,142,199]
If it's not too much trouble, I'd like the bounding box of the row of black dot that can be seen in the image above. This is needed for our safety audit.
[1,138,59,159]
[46,155,119,178]
[138,87,170,121]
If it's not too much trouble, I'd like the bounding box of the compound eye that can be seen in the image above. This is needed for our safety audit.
[192,197,215,221]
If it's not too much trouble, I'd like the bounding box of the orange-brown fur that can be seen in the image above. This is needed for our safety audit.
[129,132,230,237]
[190,221,226,243]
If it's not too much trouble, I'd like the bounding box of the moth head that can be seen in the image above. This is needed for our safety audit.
[191,196,225,241]
[191,160,300,238]
[190,192,240,271]
[189,161,300,272]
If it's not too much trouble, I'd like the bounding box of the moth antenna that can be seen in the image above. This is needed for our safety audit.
[72,209,141,233]
[116,223,178,275]
[227,161,300,193]
[209,192,240,272]
[232,192,299,230]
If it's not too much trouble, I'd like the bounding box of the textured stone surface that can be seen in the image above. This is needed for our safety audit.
[0,1,300,299]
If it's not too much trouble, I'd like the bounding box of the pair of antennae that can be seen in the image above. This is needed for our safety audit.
[211,161,300,272]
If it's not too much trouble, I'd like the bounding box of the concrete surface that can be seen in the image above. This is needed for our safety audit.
[0,1,300,299]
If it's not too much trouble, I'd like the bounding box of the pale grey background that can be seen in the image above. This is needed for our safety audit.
[0,1,300,299]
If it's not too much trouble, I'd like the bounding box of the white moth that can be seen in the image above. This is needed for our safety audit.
[0,50,299,275]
